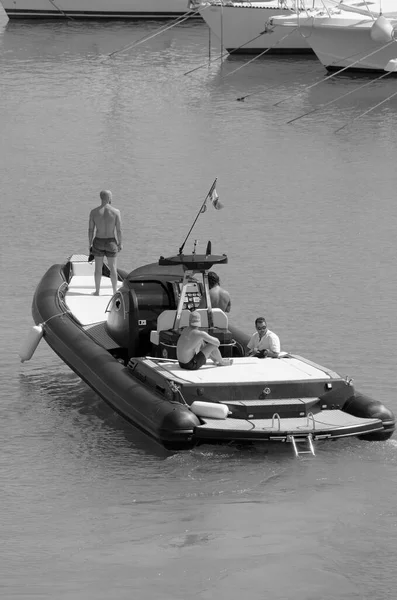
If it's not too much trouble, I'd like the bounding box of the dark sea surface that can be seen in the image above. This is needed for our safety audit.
[1,7,397,599]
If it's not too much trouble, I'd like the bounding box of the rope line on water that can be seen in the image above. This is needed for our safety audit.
[334,87,397,133]
[234,37,396,106]
[183,32,268,76]
[105,8,200,59]
[184,3,276,77]
[228,28,301,88]
[286,69,393,124]
[273,40,396,107]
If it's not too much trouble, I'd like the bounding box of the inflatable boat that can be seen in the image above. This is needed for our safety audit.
[24,248,395,454]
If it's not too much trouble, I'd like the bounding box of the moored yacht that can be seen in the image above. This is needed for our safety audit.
[0,0,199,20]
[197,0,340,55]
[198,0,313,54]
[269,0,397,72]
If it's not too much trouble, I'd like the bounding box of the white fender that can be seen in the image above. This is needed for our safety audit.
[19,324,44,362]
[370,16,394,44]
[384,58,397,72]
[190,401,229,420]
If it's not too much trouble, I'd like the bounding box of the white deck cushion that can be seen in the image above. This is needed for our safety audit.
[65,263,122,326]
[156,309,192,332]
[72,262,96,277]
[65,294,113,326]
[196,308,228,329]
[150,308,229,346]
[146,357,331,385]
[68,275,108,290]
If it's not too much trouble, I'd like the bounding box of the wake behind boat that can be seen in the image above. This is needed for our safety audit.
[23,243,395,454]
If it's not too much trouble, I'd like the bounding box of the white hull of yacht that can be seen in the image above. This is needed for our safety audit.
[198,3,311,54]
[0,0,195,19]
[270,13,397,71]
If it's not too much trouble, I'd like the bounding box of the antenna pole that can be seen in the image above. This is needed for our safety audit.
[178,178,217,254]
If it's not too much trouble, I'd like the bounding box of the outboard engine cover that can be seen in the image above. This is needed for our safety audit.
[106,285,140,356]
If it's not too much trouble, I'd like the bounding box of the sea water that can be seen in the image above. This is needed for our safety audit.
[1,9,397,600]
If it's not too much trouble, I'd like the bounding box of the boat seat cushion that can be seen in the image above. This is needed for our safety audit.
[155,309,192,334]
[150,308,229,345]
[72,261,95,277]
[196,308,228,329]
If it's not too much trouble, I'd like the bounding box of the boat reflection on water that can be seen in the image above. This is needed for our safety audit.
[18,369,173,458]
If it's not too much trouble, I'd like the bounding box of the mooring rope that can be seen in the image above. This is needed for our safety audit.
[48,0,74,20]
[183,30,268,77]
[272,40,397,107]
[183,1,285,77]
[105,7,201,60]
[335,87,397,133]
[225,27,300,81]
[286,69,393,124]
[233,32,396,105]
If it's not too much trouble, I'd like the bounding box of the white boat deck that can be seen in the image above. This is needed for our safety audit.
[64,258,335,386]
[62,257,123,349]
[197,410,380,434]
[144,356,332,385]
[65,257,122,327]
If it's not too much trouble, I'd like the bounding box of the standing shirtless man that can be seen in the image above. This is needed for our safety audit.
[88,190,122,296]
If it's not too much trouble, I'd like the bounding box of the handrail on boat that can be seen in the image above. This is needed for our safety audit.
[57,281,68,309]
[271,413,281,431]
[307,411,316,430]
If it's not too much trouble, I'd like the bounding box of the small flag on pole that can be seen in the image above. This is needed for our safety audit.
[210,186,223,210]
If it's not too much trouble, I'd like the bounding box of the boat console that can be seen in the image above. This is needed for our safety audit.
[154,252,233,358]
[105,250,239,360]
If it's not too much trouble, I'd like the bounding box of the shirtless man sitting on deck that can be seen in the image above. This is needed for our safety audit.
[88,190,123,296]
[176,311,233,370]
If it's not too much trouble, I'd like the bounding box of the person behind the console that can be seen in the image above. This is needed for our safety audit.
[247,317,281,358]
[176,311,233,370]
[198,271,231,313]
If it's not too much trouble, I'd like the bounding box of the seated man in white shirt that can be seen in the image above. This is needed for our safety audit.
[247,317,281,358]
